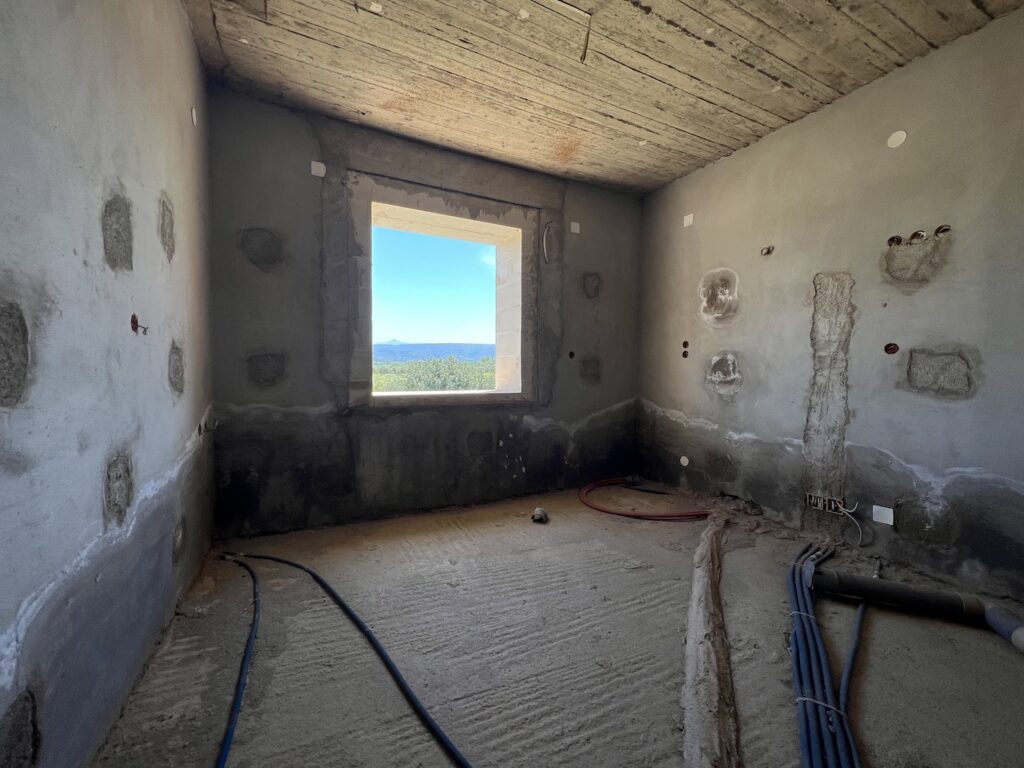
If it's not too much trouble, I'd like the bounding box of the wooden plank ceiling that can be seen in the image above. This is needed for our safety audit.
[185,0,1021,193]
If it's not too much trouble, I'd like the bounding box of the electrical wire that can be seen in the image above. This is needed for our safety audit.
[830,502,864,547]
[215,555,261,768]
[224,552,473,768]
[579,477,709,521]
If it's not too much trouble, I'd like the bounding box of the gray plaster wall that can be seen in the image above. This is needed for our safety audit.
[639,11,1024,597]
[0,1,213,764]
[208,87,641,534]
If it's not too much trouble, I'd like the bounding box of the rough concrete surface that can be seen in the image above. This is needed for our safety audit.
[213,399,638,536]
[94,490,707,767]
[157,193,175,262]
[238,227,284,272]
[803,273,855,500]
[705,352,743,397]
[906,348,973,398]
[581,272,602,299]
[698,268,739,327]
[0,689,37,768]
[245,352,287,388]
[1,1,213,762]
[882,234,950,289]
[208,88,642,535]
[103,451,134,529]
[0,301,29,407]
[101,193,133,271]
[94,491,1024,767]
[722,522,1024,768]
[639,12,1024,593]
[168,341,185,395]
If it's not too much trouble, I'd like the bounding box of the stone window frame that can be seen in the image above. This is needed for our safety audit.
[344,171,540,408]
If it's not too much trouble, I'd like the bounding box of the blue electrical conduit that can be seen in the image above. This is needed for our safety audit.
[787,545,865,768]
[221,552,474,768]
[215,555,261,768]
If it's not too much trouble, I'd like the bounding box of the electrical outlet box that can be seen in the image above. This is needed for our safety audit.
[570,221,581,234]
[683,213,694,227]
[872,505,894,525]
[805,493,846,512]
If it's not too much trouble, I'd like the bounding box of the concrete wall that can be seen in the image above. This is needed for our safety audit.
[0,1,212,764]
[639,11,1024,598]
[209,87,642,535]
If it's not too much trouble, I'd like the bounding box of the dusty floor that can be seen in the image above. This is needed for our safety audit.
[93,489,1024,767]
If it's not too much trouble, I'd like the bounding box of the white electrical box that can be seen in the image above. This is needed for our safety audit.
[872,504,894,526]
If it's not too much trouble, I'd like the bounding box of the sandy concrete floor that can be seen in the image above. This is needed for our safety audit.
[722,521,1024,768]
[93,489,1024,767]
[94,489,712,767]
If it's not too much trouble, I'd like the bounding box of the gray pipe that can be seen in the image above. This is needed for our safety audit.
[812,569,1024,655]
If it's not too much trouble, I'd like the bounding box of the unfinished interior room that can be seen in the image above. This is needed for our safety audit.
[4,0,1024,765]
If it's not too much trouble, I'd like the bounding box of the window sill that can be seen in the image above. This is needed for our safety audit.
[370,390,529,408]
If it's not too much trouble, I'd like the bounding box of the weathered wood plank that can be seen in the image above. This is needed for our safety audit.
[224,51,675,192]
[183,0,1014,191]
[279,0,738,158]
[978,0,1024,15]
[829,0,933,61]
[596,0,843,106]
[265,1,720,170]
[182,0,229,72]
[877,0,962,45]
[924,0,993,33]
[213,10,695,188]
[387,0,766,145]
[737,0,902,76]
[672,0,866,93]
[589,0,823,121]
[459,0,788,130]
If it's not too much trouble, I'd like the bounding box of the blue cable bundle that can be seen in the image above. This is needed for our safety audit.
[787,544,864,768]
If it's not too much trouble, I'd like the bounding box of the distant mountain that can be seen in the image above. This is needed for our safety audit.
[373,342,496,363]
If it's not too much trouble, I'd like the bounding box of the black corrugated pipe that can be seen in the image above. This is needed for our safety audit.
[812,569,1024,654]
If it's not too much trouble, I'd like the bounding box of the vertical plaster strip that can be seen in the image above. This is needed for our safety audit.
[803,273,855,500]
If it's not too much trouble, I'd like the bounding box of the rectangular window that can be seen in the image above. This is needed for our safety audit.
[370,202,522,398]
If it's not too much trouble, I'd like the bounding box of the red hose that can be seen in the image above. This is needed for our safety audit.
[578,478,710,521]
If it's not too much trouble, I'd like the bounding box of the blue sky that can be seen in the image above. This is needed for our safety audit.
[371,226,497,344]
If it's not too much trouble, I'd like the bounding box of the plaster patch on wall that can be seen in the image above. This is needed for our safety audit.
[101,193,133,271]
[882,236,950,290]
[581,272,602,299]
[239,227,285,272]
[104,451,134,529]
[0,689,37,767]
[580,354,601,385]
[698,268,739,327]
[158,193,175,262]
[705,352,743,396]
[0,302,29,407]
[906,348,974,398]
[0,443,33,477]
[802,273,855,500]
[466,430,494,456]
[246,352,288,388]
[168,341,185,395]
